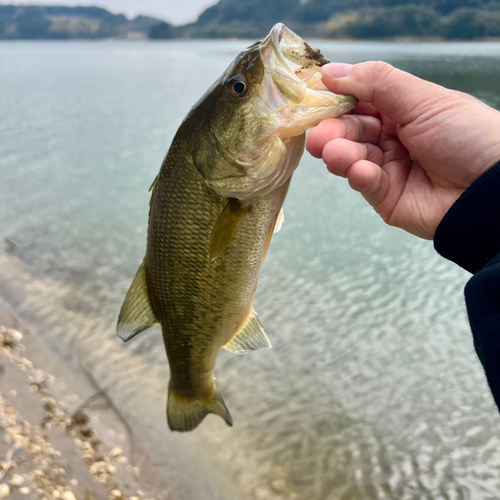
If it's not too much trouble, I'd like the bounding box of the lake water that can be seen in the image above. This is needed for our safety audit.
[1,39,500,500]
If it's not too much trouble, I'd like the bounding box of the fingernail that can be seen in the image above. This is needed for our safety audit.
[323,63,353,78]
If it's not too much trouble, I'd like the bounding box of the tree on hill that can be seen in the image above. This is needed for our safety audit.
[0,5,162,39]
[196,0,301,26]
[149,22,174,39]
[176,0,500,39]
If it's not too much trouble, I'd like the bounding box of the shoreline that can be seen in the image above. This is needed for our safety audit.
[0,301,171,500]
[2,37,500,43]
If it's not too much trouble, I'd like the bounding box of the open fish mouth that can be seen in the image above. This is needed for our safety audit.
[203,24,358,200]
[268,22,330,100]
[258,23,358,138]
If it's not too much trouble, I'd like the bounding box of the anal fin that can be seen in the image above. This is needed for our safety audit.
[117,262,158,342]
[224,309,271,354]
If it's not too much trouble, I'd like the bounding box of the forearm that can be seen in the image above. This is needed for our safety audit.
[465,253,500,409]
[434,161,500,409]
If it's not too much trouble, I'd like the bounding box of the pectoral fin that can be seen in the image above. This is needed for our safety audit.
[274,207,284,233]
[117,262,158,342]
[209,199,250,262]
[224,309,271,354]
[262,208,284,264]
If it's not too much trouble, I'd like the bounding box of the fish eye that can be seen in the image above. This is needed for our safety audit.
[228,75,249,98]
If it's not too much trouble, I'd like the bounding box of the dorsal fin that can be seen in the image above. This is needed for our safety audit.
[209,198,250,262]
[224,309,271,354]
[149,175,158,194]
[117,262,158,342]
[149,175,158,211]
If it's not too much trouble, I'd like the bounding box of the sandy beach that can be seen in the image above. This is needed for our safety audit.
[0,302,171,500]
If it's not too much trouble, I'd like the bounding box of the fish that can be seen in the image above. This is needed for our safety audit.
[116,23,357,432]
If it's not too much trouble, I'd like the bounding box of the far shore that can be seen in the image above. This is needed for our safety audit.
[2,37,500,43]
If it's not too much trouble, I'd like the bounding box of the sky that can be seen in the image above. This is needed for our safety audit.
[0,0,217,24]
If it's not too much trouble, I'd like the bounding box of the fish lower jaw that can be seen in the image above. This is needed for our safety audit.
[278,96,358,139]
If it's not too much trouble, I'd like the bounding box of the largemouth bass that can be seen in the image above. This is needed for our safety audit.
[117,24,357,432]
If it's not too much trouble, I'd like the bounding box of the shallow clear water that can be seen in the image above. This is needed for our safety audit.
[1,40,500,499]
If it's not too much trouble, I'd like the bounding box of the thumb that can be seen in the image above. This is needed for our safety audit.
[322,61,445,125]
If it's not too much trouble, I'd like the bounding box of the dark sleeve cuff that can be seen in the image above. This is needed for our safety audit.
[434,161,500,274]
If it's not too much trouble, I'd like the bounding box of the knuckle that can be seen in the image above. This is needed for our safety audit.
[346,115,365,142]
[366,144,378,164]
[371,61,396,83]
[450,88,481,105]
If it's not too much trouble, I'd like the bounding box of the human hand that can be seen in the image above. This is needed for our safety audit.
[307,62,500,239]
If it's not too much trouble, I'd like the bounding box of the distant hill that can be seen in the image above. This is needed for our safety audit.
[2,1,500,40]
[173,0,500,39]
[0,5,167,39]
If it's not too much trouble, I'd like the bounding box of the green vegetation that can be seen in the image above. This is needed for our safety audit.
[149,22,174,39]
[0,5,165,39]
[2,1,500,40]
[175,0,500,39]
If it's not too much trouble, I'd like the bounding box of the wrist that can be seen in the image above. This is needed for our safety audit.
[434,161,500,273]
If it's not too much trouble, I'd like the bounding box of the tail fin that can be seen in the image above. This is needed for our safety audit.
[167,382,233,432]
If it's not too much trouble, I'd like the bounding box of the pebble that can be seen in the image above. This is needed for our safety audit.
[43,398,56,413]
[109,446,123,458]
[52,490,61,499]
[110,490,122,499]
[3,329,23,346]
[71,410,89,426]
[89,461,107,475]
[61,492,77,500]
[9,473,25,486]
[0,484,9,499]
[31,369,46,385]
[19,486,30,494]
[20,358,33,369]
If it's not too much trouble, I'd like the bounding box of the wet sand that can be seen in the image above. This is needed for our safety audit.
[0,302,171,500]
